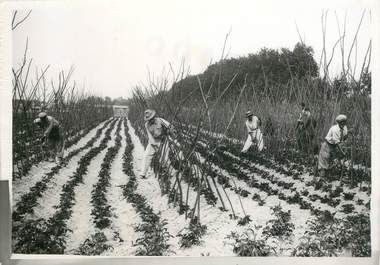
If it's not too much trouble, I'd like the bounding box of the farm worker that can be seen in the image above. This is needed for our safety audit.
[296,103,307,125]
[317,114,348,180]
[295,103,308,130]
[296,104,315,154]
[141,109,175,178]
[33,112,64,164]
[241,111,264,153]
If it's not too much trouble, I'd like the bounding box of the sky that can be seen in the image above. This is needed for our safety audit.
[12,0,374,99]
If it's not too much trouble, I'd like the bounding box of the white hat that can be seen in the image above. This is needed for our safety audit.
[336,114,347,122]
[144,109,156,121]
[246,111,253,117]
[38,112,47,118]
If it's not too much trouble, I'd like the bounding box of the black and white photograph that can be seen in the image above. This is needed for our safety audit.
[1,0,378,261]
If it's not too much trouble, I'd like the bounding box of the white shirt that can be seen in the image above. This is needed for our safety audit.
[246,116,259,133]
[145,117,170,145]
[325,124,348,145]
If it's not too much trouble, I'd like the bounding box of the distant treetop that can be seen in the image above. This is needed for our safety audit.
[171,42,319,100]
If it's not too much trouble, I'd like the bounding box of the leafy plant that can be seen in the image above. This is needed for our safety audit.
[262,205,295,241]
[226,228,275,256]
[343,192,355,200]
[292,212,370,257]
[13,218,66,254]
[76,232,113,255]
[134,219,173,256]
[341,204,355,214]
[237,215,252,226]
[178,217,207,248]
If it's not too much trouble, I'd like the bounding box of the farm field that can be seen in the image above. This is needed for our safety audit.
[12,116,371,257]
[7,3,373,260]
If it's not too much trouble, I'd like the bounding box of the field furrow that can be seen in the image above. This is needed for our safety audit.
[183,132,369,216]
[11,116,371,257]
[129,121,308,256]
[64,120,119,254]
[104,119,141,256]
[13,119,118,254]
[12,119,113,225]
[12,119,110,206]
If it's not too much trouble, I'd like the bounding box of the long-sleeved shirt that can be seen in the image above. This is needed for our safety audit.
[145,117,171,145]
[246,116,260,133]
[325,124,348,145]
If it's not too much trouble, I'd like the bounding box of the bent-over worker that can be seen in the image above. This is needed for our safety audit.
[317,114,348,180]
[33,112,64,164]
[141,109,174,178]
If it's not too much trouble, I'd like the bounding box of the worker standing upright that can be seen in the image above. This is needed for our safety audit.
[33,112,64,164]
[141,109,174,178]
[241,110,264,154]
[317,114,348,182]
[296,103,315,154]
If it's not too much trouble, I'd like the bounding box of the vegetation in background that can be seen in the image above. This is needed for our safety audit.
[12,11,113,179]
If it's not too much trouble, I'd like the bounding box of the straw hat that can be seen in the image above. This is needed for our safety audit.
[33,118,41,124]
[144,109,156,121]
[336,114,347,123]
[38,112,47,118]
[245,111,254,118]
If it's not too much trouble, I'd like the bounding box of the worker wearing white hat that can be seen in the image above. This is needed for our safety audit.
[141,109,174,178]
[317,114,348,181]
[241,110,264,153]
[34,112,64,164]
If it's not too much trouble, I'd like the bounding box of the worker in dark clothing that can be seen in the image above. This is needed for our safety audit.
[34,112,64,164]
[296,104,315,154]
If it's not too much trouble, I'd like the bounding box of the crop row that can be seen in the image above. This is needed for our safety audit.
[12,119,114,224]
[130,121,370,256]
[120,122,172,256]
[222,143,370,189]
[134,123,228,216]
[184,125,370,188]
[132,124,214,249]
[13,118,111,179]
[138,120,368,219]
[189,134,366,218]
[91,119,123,229]
[180,133,371,256]
[183,130,369,213]
[136,123,265,249]
[13,119,118,254]
[291,211,370,257]
[76,119,124,255]
[65,121,108,151]
[168,149,216,206]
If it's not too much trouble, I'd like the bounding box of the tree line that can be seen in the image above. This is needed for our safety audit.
[169,42,370,102]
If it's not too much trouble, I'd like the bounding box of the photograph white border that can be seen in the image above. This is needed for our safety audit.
[1,1,379,264]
